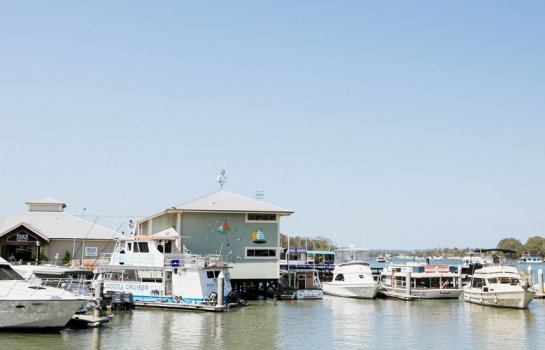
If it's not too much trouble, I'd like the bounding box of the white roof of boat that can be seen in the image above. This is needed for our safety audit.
[474,265,520,274]
[174,190,293,214]
[119,227,181,241]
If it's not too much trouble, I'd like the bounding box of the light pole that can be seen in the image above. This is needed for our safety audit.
[35,240,41,265]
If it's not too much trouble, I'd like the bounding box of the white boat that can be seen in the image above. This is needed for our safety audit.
[12,264,95,314]
[0,258,85,330]
[94,232,245,308]
[463,264,536,309]
[461,251,493,266]
[322,247,379,299]
[518,254,543,264]
[379,263,463,300]
[375,254,387,263]
[276,269,323,300]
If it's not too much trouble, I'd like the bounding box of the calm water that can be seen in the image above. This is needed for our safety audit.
[1,296,544,350]
[2,262,544,349]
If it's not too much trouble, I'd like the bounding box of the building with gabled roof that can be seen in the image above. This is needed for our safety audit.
[0,198,124,266]
[137,190,294,293]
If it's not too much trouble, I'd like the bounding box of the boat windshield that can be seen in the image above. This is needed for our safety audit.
[0,265,25,280]
[498,276,519,285]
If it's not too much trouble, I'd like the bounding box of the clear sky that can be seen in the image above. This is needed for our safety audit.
[1,1,544,250]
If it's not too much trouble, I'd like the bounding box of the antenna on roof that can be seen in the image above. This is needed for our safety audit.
[217,169,227,190]
[255,190,264,200]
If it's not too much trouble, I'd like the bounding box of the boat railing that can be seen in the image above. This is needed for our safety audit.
[2,278,81,298]
[164,253,228,268]
[97,251,229,269]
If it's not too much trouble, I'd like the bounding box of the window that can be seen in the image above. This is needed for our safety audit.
[246,213,277,222]
[138,242,149,253]
[472,278,484,288]
[335,274,345,281]
[207,271,221,279]
[245,248,277,259]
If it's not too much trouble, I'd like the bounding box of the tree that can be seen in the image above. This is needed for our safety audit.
[62,250,71,265]
[524,236,545,257]
[497,237,524,257]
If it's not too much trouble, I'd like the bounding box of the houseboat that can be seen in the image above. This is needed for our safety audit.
[518,254,543,264]
[379,263,463,300]
[275,269,323,300]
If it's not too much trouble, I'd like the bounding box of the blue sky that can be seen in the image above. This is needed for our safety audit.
[1,1,544,250]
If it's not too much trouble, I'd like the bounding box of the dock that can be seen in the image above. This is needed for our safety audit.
[134,300,237,312]
[68,314,113,328]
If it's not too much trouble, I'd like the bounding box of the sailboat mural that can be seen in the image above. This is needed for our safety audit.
[217,220,230,234]
[251,229,266,243]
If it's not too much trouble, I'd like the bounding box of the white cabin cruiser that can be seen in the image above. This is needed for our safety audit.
[379,263,463,300]
[12,264,95,314]
[95,232,244,306]
[0,258,85,330]
[463,264,535,309]
[322,247,379,299]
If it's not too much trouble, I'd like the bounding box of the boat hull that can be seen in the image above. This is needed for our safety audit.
[322,283,379,299]
[0,299,84,330]
[279,288,323,300]
[463,289,535,309]
[379,286,463,300]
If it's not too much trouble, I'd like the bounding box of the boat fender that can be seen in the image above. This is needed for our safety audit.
[174,296,179,303]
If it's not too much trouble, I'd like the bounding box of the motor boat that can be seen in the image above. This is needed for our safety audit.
[94,231,245,308]
[322,247,379,298]
[463,264,535,309]
[0,258,85,330]
[12,264,95,314]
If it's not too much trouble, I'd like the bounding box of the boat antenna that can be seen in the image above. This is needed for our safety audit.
[91,221,124,267]
[72,216,99,266]
[217,169,227,190]
[332,232,340,249]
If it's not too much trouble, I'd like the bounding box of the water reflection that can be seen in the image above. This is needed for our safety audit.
[1,298,544,349]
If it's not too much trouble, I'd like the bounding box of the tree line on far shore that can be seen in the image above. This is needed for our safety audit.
[280,233,545,258]
[496,236,545,257]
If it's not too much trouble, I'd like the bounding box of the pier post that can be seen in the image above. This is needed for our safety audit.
[527,266,533,288]
[457,265,462,287]
[94,280,103,318]
[405,270,411,296]
[538,268,544,295]
[217,271,225,307]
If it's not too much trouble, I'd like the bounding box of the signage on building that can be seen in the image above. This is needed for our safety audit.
[16,233,29,241]
[85,246,99,257]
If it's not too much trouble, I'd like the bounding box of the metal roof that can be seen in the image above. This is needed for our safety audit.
[25,197,66,206]
[0,211,124,240]
[173,190,294,214]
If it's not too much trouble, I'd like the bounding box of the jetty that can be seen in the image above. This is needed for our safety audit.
[68,314,113,328]
[134,300,238,312]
